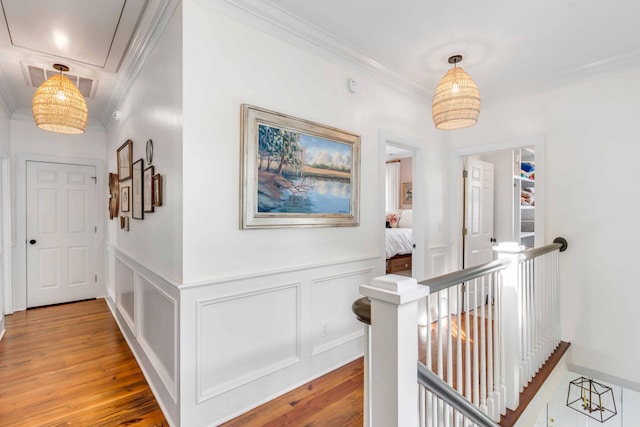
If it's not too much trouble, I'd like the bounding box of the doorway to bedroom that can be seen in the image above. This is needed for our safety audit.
[384,144,414,277]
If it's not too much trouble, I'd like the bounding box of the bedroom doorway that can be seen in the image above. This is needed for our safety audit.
[378,130,428,281]
[385,145,414,277]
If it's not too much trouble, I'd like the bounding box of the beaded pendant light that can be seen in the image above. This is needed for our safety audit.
[431,55,480,130]
[32,64,88,134]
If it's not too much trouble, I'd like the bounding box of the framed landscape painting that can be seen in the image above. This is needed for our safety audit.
[240,104,360,228]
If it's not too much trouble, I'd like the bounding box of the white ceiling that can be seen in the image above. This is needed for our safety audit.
[1,0,639,130]
[0,0,176,128]
[266,0,640,104]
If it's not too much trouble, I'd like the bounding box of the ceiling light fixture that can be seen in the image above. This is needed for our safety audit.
[431,55,480,130]
[32,63,88,134]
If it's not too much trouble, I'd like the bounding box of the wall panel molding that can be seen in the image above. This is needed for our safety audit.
[196,282,302,403]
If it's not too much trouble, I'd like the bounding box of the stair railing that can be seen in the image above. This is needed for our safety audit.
[354,238,567,427]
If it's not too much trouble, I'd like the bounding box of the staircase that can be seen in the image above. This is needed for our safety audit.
[353,238,569,427]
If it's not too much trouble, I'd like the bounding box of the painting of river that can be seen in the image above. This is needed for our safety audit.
[257,123,352,214]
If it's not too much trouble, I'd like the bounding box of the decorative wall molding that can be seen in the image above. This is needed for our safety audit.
[196,282,302,402]
[136,273,178,402]
[182,255,380,290]
[310,268,372,357]
[194,0,431,103]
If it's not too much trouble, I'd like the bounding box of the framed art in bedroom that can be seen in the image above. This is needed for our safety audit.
[240,104,361,228]
[402,182,413,205]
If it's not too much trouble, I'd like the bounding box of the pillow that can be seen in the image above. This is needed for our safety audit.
[397,210,412,228]
[386,212,400,228]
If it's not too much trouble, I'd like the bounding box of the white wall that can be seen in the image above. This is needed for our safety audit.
[103,4,183,425]
[451,67,640,387]
[181,1,446,424]
[10,119,106,311]
[105,4,183,285]
[0,107,9,335]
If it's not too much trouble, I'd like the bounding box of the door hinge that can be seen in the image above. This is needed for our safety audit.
[463,169,468,178]
[94,275,97,282]
[462,227,468,236]
[95,226,97,233]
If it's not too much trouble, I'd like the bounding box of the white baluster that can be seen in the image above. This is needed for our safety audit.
[473,277,480,407]
[480,275,488,415]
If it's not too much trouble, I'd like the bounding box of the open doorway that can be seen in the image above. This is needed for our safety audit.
[453,136,545,270]
[384,145,414,277]
[379,130,427,281]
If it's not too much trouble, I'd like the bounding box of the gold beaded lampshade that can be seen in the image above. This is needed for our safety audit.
[432,55,480,130]
[32,64,88,134]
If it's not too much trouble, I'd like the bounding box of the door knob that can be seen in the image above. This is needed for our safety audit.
[490,237,497,243]
[29,239,36,245]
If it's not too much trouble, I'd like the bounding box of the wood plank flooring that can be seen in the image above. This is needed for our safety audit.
[0,298,567,426]
[220,358,364,427]
[0,299,167,427]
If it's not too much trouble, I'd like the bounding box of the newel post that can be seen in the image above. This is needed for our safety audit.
[494,242,523,411]
[360,274,430,427]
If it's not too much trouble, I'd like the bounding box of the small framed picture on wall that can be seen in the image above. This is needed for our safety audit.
[152,174,163,207]
[132,159,144,219]
[144,165,154,213]
[120,186,130,212]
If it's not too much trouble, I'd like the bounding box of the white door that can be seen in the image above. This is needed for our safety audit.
[26,161,97,308]
[464,158,495,268]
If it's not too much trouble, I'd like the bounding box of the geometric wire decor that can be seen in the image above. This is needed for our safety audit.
[566,377,617,423]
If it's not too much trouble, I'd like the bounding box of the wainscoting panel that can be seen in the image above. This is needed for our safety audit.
[197,283,301,402]
[137,274,178,401]
[115,257,135,333]
[105,244,180,426]
[310,269,372,357]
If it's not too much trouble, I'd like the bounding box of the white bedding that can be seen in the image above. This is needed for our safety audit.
[385,228,413,259]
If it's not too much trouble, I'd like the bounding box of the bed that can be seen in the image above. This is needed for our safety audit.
[385,210,414,273]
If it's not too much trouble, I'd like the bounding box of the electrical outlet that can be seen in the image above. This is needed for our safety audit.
[320,321,329,337]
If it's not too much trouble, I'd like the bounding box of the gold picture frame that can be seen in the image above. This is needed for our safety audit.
[117,140,133,181]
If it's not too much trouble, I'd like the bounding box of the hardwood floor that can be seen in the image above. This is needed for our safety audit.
[0,298,565,427]
[220,358,364,427]
[0,299,167,427]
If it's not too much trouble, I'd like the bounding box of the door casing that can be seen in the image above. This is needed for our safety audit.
[14,153,105,312]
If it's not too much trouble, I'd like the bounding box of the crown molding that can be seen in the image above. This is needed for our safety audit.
[101,0,181,127]
[194,0,431,103]
[0,64,17,115]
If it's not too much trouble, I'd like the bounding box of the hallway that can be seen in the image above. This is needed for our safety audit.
[0,299,167,426]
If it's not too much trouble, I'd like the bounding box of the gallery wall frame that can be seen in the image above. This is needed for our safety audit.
[108,172,119,219]
[132,159,144,219]
[152,174,163,207]
[117,140,133,181]
[240,104,360,228]
[144,165,154,213]
[121,186,130,212]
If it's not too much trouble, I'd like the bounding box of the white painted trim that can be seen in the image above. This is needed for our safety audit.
[102,0,182,126]
[311,329,363,358]
[135,271,178,402]
[115,257,136,335]
[104,295,177,427]
[194,0,430,103]
[450,136,545,269]
[2,157,11,314]
[14,153,105,311]
[310,267,375,285]
[379,129,429,280]
[567,362,640,394]
[196,282,303,402]
[180,254,380,289]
